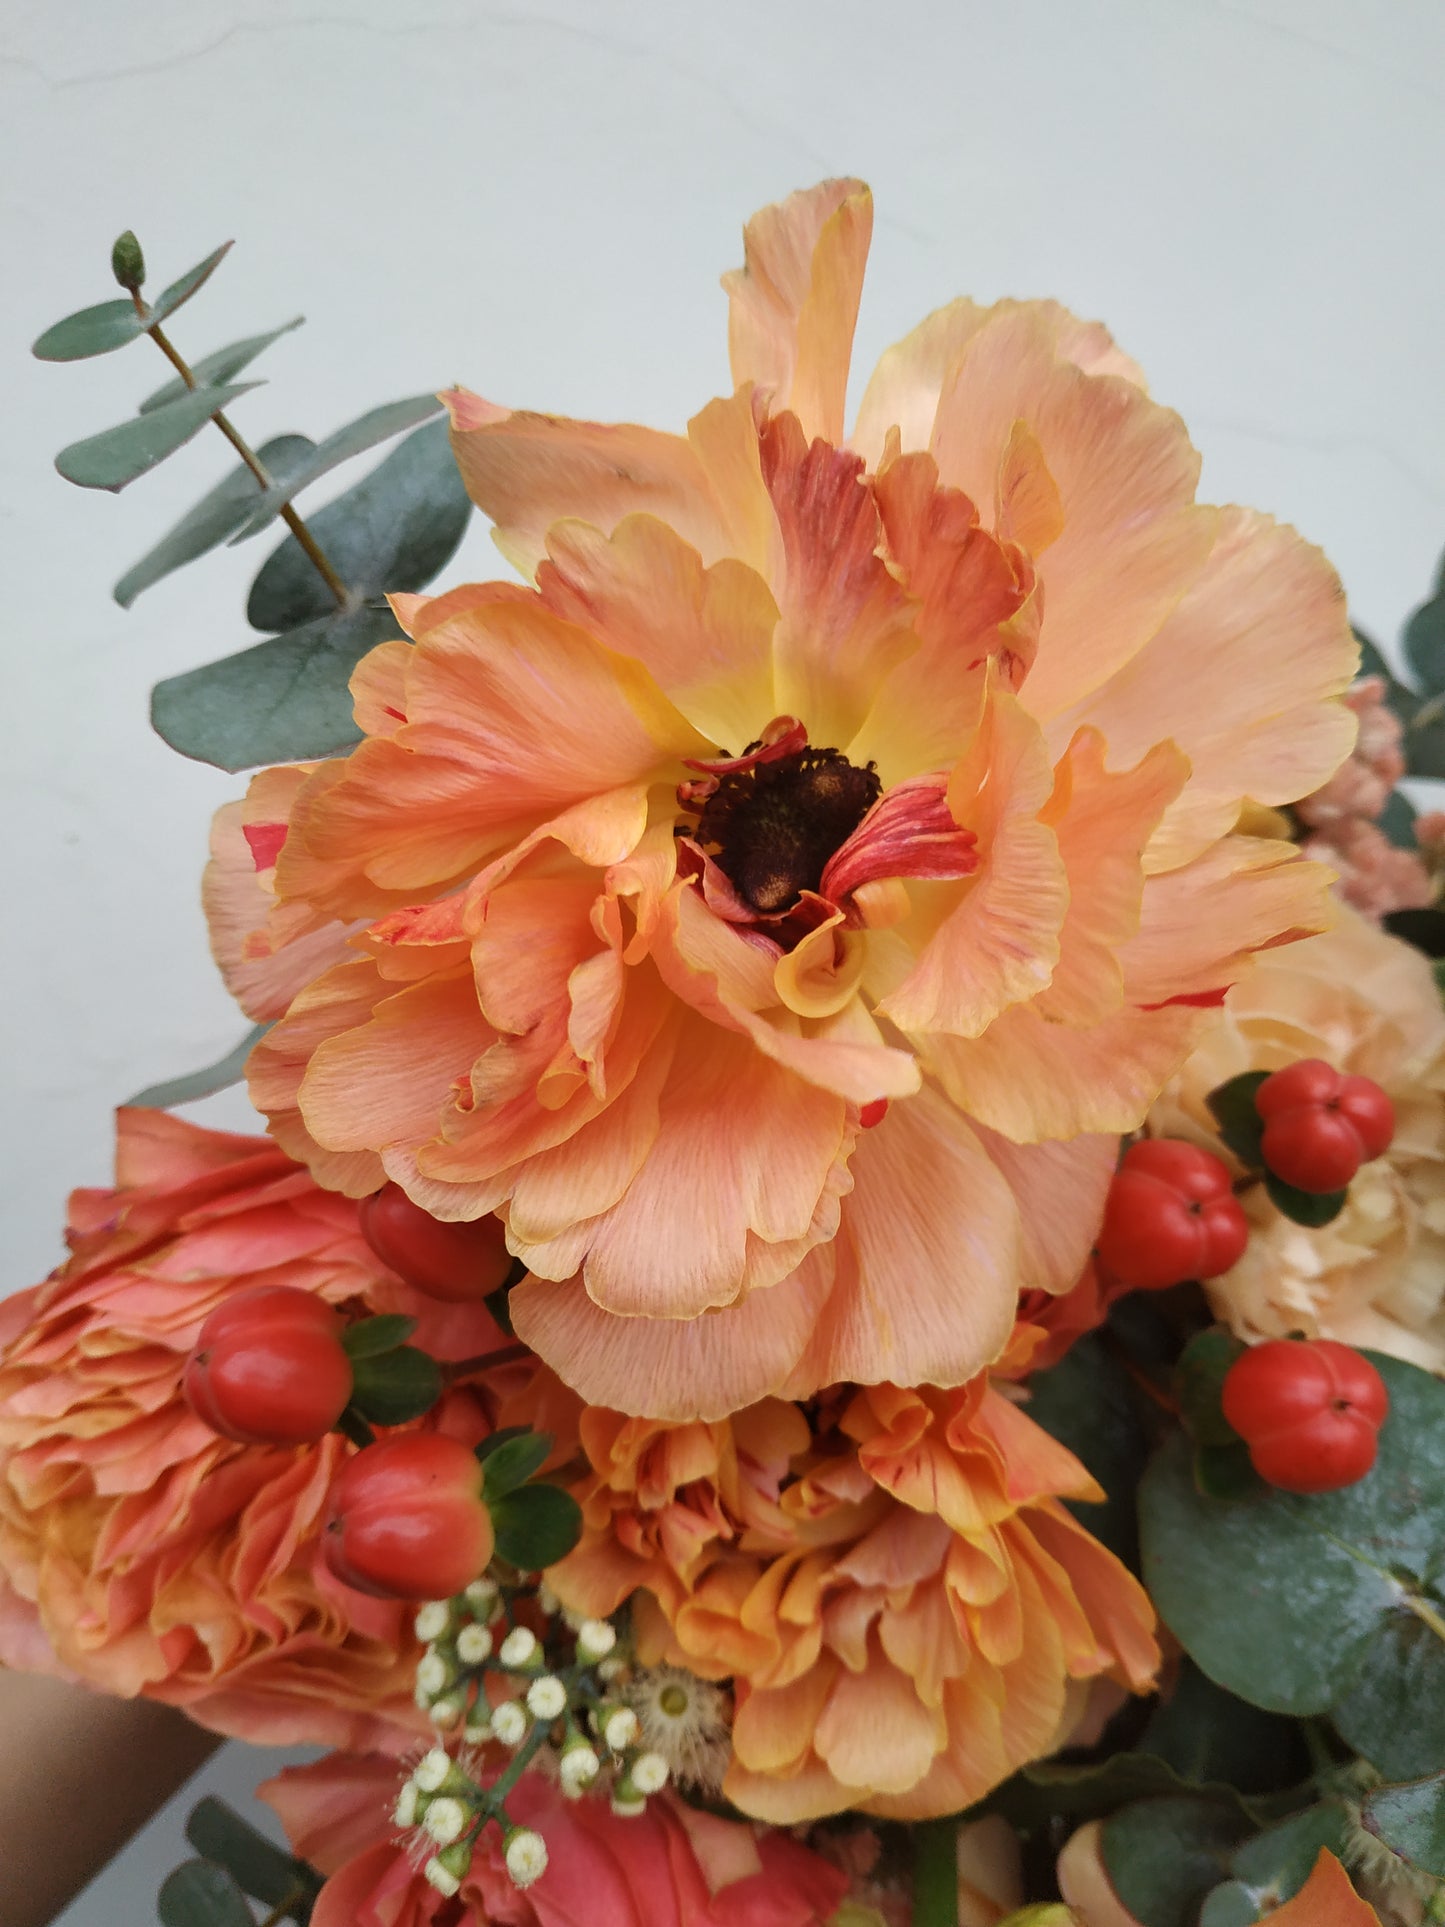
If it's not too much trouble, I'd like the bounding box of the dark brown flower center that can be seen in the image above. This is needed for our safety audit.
[694,743,882,914]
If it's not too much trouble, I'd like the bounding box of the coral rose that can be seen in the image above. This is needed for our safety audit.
[260,1748,848,1927]
[209,177,1355,1419]
[1149,907,1445,1370]
[0,1108,494,1745]
[544,1370,1159,1821]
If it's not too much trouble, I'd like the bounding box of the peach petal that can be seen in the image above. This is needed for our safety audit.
[970,1127,1118,1295]
[723,178,873,448]
[813,1657,944,1794]
[247,963,390,1196]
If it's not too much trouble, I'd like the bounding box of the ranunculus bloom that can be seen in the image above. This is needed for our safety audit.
[260,1749,848,1927]
[543,1369,1158,1821]
[209,177,1355,1419]
[0,1108,491,1745]
[1149,907,1445,1370]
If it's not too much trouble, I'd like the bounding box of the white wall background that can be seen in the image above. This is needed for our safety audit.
[5,0,1445,1917]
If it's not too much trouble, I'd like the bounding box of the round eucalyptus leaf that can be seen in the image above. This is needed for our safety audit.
[56,382,262,493]
[1363,1771,1445,1877]
[1101,1796,1249,1927]
[32,297,146,362]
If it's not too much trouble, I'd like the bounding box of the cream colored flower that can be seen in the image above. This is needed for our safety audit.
[1150,906,1445,1368]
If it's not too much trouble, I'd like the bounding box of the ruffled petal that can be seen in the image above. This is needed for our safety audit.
[722,178,873,446]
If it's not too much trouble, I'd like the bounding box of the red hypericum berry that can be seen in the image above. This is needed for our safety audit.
[357,1184,513,1303]
[184,1285,354,1447]
[1255,1058,1395,1194]
[1095,1139,1250,1290]
[323,1433,494,1600]
[1221,1337,1388,1493]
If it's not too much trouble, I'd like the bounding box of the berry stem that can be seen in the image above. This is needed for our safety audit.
[335,1406,377,1449]
[442,1343,534,1381]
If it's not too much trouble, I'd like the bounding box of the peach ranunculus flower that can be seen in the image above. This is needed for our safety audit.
[541,1368,1159,1822]
[1148,906,1445,1370]
[260,1749,849,1927]
[208,178,1356,1420]
[0,1108,489,1746]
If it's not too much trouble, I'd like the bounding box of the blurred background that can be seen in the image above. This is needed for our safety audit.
[4,0,1444,1916]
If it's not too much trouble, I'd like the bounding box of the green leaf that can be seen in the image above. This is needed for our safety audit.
[184,1798,318,1911]
[126,1023,270,1108]
[228,395,445,541]
[1363,1771,1445,1876]
[481,1431,554,1502]
[32,297,147,362]
[1198,1885,1262,1927]
[1177,1327,1248,1452]
[1139,1353,1445,1755]
[348,1345,442,1425]
[1021,1334,1148,1566]
[140,319,304,414]
[476,1426,530,1463]
[995,1753,1253,1833]
[1406,597,1445,695]
[1230,1801,1352,1901]
[490,1481,583,1571]
[150,600,398,771]
[149,242,234,326]
[56,382,262,492]
[1404,710,1445,778]
[1138,1660,1309,1796]
[1379,788,1419,851]
[1383,908,1445,960]
[157,1860,255,1927]
[1101,1796,1250,1927]
[1332,1609,1445,1779]
[115,437,315,607]
[1205,1070,1270,1169]
[1263,1170,1347,1228]
[340,1314,417,1360]
[247,417,470,631]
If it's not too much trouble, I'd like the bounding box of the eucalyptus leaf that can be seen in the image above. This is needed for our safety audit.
[228,394,444,541]
[348,1345,442,1425]
[56,382,262,492]
[1100,1796,1249,1927]
[340,1314,417,1360]
[1382,908,1445,960]
[1138,1660,1309,1796]
[126,1023,270,1108]
[1204,1071,1269,1169]
[184,1797,319,1912]
[32,297,147,362]
[1379,788,1419,851]
[149,241,234,325]
[1331,1610,1445,1779]
[1198,1885,1262,1927]
[150,600,399,771]
[141,318,304,413]
[481,1430,554,1503]
[995,1753,1253,1833]
[246,417,470,630]
[115,435,315,607]
[1363,1771,1445,1877]
[157,1860,255,1927]
[1020,1334,1147,1566]
[490,1482,583,1572]
[1404,709,1445,778]
[1139,1354,1445,1750]
[1406,597,1445,695]
[1352,627,1391,681]
[1230,1801,1352,1900]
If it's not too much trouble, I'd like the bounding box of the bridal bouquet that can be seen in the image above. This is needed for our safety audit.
[11,178,1445,1926]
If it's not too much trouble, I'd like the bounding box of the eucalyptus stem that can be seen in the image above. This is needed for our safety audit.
[127,290,349,611]
[257,1887,309,1927]
[911,1815,960,1927]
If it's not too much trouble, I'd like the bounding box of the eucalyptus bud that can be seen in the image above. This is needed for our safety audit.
[110,230,145,292]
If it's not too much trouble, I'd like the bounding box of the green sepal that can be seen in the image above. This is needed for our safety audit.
[150,600,399,771]
[126,1023,270,1109]
[1263,1170,1347,1228]
[1193,1440,1262,1502]
[340,1314,418,1360]
[347,1345,442,1425]
[1204,1070,1270,1168]
[481,1431,554,1502]
[56,382,262,492]
[1176,1327,1248,1451]
[489,1481,582,1571]
[476,1426,530,1464]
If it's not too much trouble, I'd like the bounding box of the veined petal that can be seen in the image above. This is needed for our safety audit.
[970,1126,1118,1295]
[247,962,389,1197]
[722,178,873,446]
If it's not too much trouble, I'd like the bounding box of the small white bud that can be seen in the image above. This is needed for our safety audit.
[423,1856,461,1898]
[596,1653,627,1683]
[414,1601,452,1643]
[413,1748,452,1793]
[463,1716,493,1743]
[455,1622,493,1666]
[416,1650,451,1698]
[537,1582,562,1616]
[429,1695,464,1730]
[559,1742,601,1797]
[526,1675,568,1721]
[498,1626,539,1669]
[504,1827,549,1889]
[393,1781,419,1828]
[575,1618,617,1662]
[492,1699,529,1746]
[610,1793,647,1818]
[464,1576,499,1614]
[602,1706,639,1752]
[423,1796,469,1847]
[630,1751,669,1795]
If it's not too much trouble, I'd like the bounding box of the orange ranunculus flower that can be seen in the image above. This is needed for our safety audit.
[209,178,1356,1419]
[543,1370,1159,1822]
[0,1108,492,1746]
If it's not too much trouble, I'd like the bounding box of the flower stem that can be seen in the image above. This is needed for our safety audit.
[128,290,349,611]
[911,1816,959,1927]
